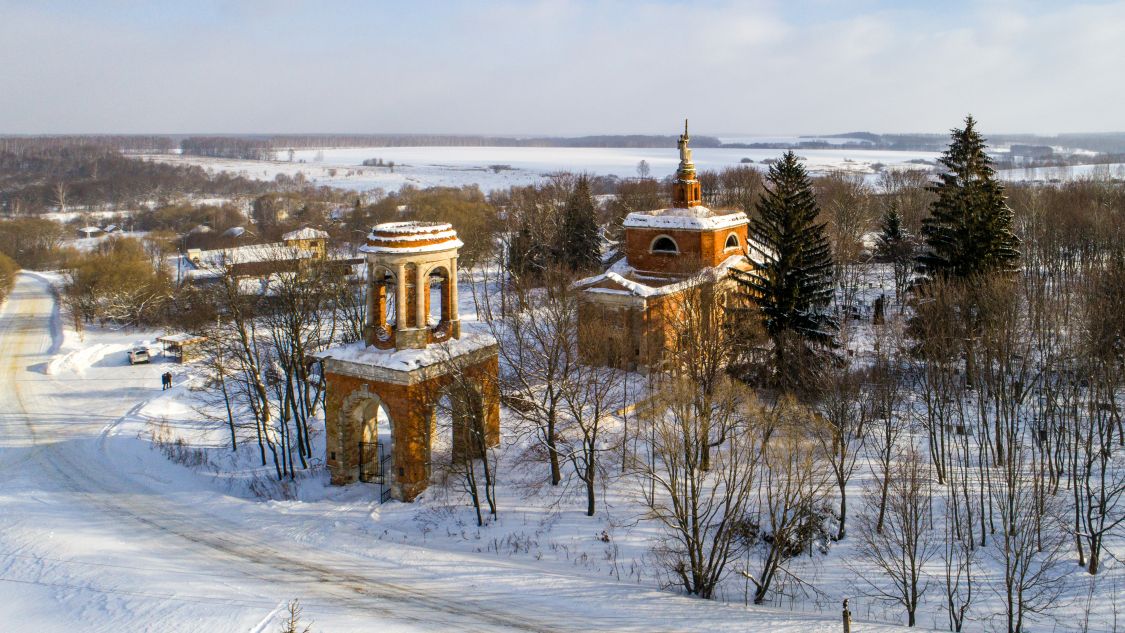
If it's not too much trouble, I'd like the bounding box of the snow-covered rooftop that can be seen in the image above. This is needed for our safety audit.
[190,243,308,269]
[318,331,497,374]
[575,254,750,299]
[361,221,463,255]
[282,227,329,241]
[623,206,748,231]
[372,221,453,235]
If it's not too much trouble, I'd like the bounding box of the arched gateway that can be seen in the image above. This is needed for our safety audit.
[318,222,500,502]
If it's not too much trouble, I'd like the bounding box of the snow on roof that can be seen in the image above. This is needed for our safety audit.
[221,226,247,238]
[189,243,308,269]
[157,333,207,345]
[361,221,463,255]
[359,239,464,255]
[79,226,102,233]
[623,206,748,231]
[575,254,749,299]
[317,331,497,373]
[283,227,329,241]
[373,221,453,235]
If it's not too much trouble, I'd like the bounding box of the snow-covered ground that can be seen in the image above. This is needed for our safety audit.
[135,145,940,193]
[0,272,922,632]
[6,263,1122,632]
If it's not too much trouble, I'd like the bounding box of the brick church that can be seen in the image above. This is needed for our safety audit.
[575,121,759,371]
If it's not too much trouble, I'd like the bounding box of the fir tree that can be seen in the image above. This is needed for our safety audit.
[557,176,602,272]
[730,151,837,392]
[874,204,915,303]
[915,115,1020,283]
[507,224,545,281]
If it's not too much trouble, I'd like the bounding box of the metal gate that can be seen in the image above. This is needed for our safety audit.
[357,441,383,484]
[358,441,394,503]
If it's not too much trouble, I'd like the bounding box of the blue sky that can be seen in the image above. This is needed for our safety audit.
[1,1,1122,135]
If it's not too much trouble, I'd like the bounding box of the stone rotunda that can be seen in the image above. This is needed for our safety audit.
[319,221,500,502]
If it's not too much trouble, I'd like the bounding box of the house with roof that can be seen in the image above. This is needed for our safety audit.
[574,121,759,371]
[182,226,357,292]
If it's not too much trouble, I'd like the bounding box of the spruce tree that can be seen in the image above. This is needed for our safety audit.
[557,176,602,272]
[875,204,915,303]
[730,151,837,392]
[915,115,1020,283]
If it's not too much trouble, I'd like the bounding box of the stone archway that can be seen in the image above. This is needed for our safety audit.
[428,382,488,473]
[335,385,397,492]
[349,397,394,485]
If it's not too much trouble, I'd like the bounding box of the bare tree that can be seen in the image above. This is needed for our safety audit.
[990,444,1067,633]
[812,363,868,540]
[855,443,938,627]
[745,396,833,605]
[476,267,577,486]
[638,376,763,598]
[277,599,312,633]
[559,329,623,516]
[432,343,501,527]
[941,482,977,632]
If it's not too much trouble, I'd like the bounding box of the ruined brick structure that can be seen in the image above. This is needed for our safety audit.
[575,121,758,371]
[319,222,499,502]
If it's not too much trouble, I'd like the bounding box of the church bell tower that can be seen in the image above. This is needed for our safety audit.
[672,119,702,208]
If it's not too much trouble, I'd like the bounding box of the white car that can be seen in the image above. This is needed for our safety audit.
[128,348,150,365]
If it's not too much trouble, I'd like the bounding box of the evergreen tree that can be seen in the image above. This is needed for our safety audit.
[730,151,837,392]
[874,204,915,303]
[507,223,546,281]
[915,115,1020,283]
[557,176,602,272]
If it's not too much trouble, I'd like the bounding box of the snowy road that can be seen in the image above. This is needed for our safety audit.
[0,273,915,632]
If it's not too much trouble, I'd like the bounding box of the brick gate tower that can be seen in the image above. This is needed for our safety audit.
[319,222,500,502]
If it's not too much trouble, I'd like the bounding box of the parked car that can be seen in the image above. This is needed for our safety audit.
[128,348,150,365]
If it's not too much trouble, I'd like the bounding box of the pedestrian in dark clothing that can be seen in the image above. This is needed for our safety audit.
[162,372,172,390]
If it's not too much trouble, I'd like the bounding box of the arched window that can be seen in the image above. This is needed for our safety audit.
[650,235,679,254]
[725,233,740,250]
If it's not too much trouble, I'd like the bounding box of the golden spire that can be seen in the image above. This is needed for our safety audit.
[672,118,701,208]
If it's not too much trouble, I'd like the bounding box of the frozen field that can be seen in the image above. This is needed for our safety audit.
[137,144,941,193]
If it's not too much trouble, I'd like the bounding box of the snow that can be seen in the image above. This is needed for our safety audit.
[622,206,748,231]
[7,262,1124,632]
[0,273,930,632]
[133,145,942,193]
[359,240,464,255]
[374,221,454,235]
[575,255,749,299]
[282,227,330,241]
[319,331,497,372]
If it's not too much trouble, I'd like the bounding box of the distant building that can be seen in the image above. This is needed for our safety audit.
[182,225,357,292]
[281,227,329,259]
[574,121,760,371]
[77,226,103,238]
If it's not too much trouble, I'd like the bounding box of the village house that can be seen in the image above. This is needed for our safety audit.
[181,226,358,291]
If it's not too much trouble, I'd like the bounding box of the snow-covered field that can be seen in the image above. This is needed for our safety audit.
[137,145,941,194]
[0,272,925,632]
